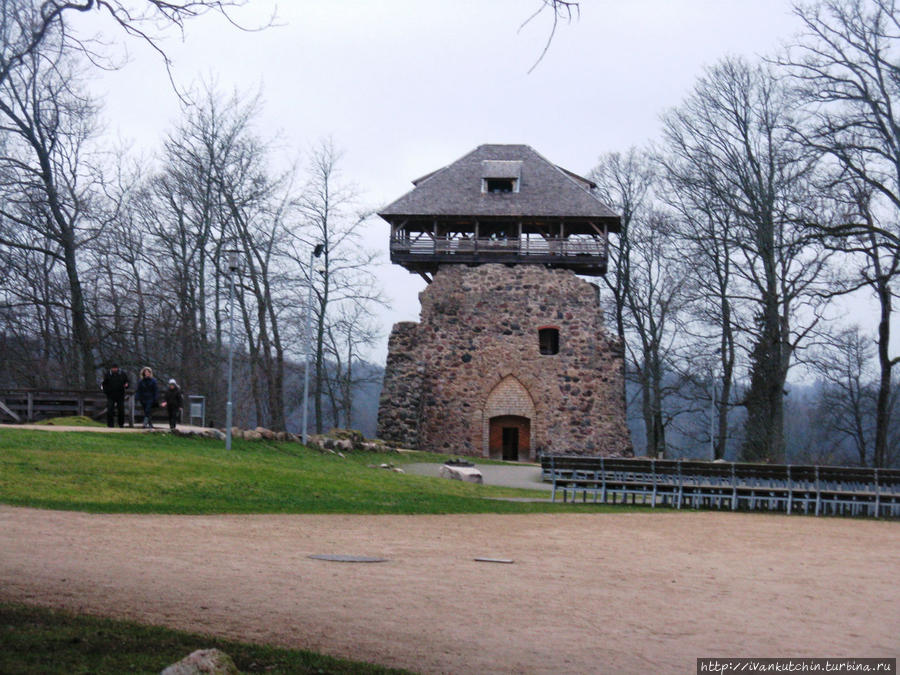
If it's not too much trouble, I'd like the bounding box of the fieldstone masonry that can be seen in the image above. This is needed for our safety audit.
[377,264,631,459]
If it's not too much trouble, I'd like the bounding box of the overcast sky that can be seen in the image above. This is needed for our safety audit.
[84,0,814,363]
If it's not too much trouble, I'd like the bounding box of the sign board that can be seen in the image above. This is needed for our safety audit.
[187,395,206,427]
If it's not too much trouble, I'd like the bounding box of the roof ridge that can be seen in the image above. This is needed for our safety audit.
[525,145,597,197]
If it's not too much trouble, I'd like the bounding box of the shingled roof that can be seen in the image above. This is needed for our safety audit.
[379,145,620,230]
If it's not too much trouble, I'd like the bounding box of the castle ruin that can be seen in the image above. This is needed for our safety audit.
[376,144,631,460]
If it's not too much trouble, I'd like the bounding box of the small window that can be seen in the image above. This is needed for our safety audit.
[539,327,559,355]
[485,178,516,193]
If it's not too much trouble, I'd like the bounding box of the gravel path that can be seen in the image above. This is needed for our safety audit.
[0,423,206,433]
[1,506,897,674]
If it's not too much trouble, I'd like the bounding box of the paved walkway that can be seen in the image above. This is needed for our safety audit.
[0,423,207,433]
[403,461,552,491]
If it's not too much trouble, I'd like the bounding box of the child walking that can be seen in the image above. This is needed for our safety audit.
[161,378,183,431]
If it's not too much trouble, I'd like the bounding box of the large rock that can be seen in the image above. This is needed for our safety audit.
[243,430,262,441]
[160,648,238,675]
[439,464,483,484]
[254,426,276,440]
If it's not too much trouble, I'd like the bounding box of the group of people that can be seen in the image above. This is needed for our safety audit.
[101,365,184,430]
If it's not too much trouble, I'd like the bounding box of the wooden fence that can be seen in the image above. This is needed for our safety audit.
[541,455,900,518]
[0,389,135,426]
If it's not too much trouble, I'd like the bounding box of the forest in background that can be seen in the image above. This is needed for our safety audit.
[0,0,899,466]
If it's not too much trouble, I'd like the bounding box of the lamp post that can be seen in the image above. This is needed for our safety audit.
[302,243,325,445]
[225,249,241,450]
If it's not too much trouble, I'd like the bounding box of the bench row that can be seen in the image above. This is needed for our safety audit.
[540,456,900,517]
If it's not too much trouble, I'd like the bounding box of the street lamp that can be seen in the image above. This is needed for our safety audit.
[302,243,325,445]
[225,248,241,450]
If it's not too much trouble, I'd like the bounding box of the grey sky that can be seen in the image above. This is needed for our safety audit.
[84,0,812,362]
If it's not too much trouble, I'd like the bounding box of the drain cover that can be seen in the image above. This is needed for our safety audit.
[308,554,389,563]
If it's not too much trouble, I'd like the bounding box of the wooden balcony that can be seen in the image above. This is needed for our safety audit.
[390,235,608,276]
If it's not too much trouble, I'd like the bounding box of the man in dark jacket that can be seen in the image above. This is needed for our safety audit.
[161,379,183,431]
[101,364,129,428]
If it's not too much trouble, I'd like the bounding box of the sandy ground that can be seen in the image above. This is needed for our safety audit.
[1,508,897,674]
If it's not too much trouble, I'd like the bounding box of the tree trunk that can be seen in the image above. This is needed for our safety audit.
[873,277,892,468]
[61,233,94,387]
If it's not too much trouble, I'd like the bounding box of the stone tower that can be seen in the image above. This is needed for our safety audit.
[377,145,631,460]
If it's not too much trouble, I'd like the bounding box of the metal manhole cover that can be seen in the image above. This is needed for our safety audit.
[308,554,389,563]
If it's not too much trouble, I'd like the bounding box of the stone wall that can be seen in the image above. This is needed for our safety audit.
[375,322,423,448]
[377,264,631,458]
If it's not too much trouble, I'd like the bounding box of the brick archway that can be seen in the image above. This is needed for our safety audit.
[482,375,536,460]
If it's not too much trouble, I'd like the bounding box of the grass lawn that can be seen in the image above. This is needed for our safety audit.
[33,415,104,427]
[0,428,631,515]
[0,602,409,674]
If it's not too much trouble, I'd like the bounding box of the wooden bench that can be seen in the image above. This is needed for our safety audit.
[540,455,899,518]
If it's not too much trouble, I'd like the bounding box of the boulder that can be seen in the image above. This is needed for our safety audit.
[160,648,238,675]
[334,439,353,452]
[329,428,365,446]
[439,464,483,484]
[205,429,226,441]
[243,430,262,441]
[254,426,276,440]
[230,427,243,440]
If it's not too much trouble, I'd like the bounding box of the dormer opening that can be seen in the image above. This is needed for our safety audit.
[485,178,516,193]
[481,159,522,194]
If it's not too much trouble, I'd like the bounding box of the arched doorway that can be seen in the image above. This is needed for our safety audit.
[489,415,531,461]
[483,375,536,461]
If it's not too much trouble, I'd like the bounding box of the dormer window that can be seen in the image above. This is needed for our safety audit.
[482,160,522,194]
[485,178,515,193]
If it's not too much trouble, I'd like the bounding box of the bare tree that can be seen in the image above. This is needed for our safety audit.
[590,149,654,398]
[292,139,385,435]
[0,38,104,386]
[0,0,260,91]
[781,0,900,467]
[662,56,832,463]
[811,326,879,466]
[591,150,688,458]
[323,302,382,430]
[658,154,740,459]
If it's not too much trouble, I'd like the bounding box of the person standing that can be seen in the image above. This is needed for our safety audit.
[136,367,159,429]
[101,364,130,428]
[161,378,183,431]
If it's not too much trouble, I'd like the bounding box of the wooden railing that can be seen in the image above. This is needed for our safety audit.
[390,236,605,257]
[0,389,134,425]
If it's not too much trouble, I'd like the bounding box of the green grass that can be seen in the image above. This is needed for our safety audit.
[33,415,104,427]
[0,428,631,515]
[0,602,409,674]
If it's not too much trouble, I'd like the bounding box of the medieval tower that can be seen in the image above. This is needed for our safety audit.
[377,144,631,460]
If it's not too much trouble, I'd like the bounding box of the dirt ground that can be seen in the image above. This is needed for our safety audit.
[0,507,897,674]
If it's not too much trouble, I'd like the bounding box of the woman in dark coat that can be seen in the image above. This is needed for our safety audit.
[136,366,159,428]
